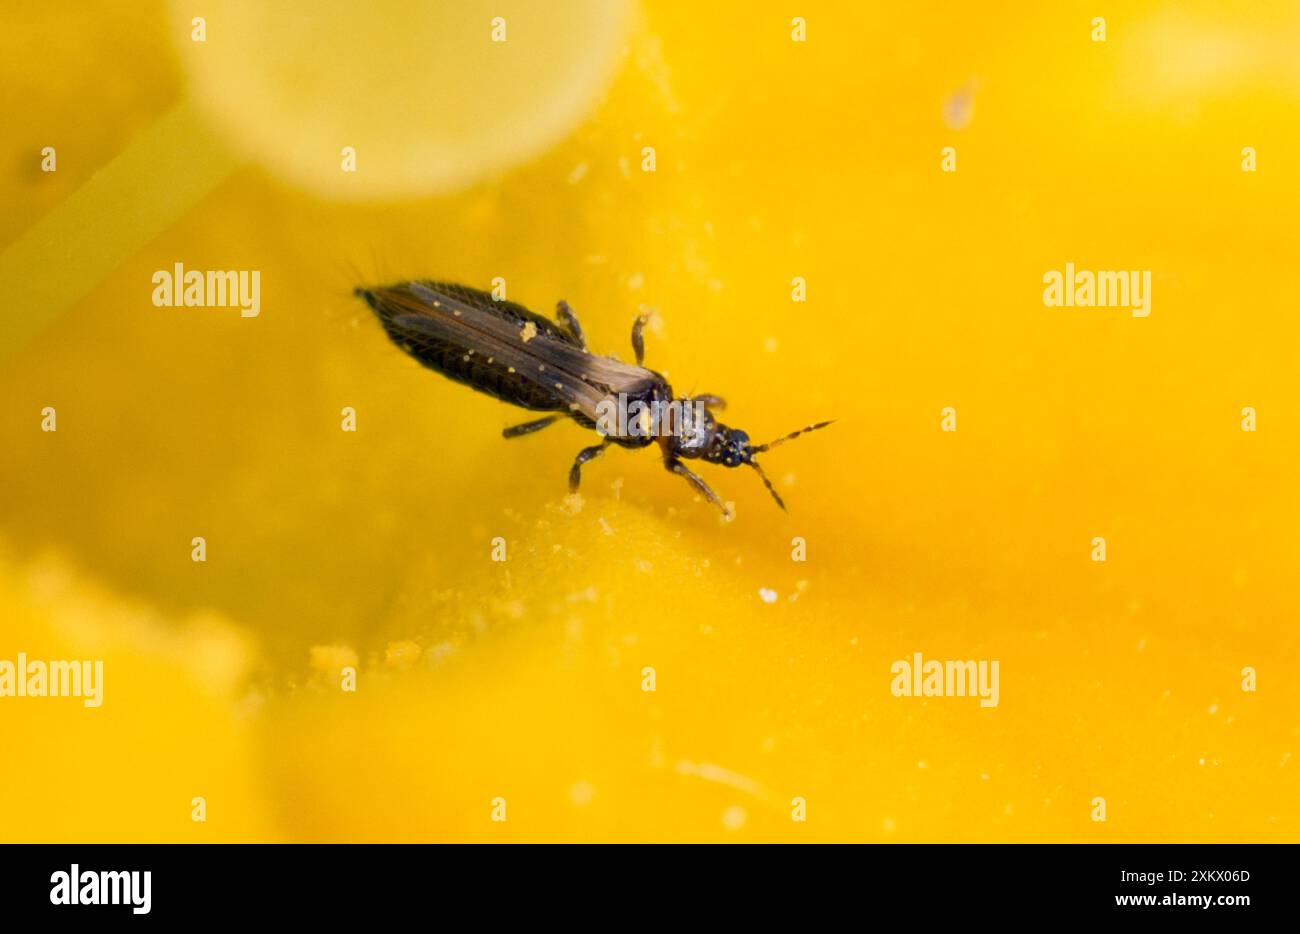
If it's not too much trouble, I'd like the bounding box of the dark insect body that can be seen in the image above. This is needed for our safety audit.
[356,280,831,512]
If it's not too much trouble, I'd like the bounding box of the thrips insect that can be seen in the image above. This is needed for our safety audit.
[356,281,831,512]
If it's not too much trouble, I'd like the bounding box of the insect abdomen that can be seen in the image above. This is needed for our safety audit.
[359,282,576,412]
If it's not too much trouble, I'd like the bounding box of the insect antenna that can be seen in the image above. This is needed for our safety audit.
[748,458,787,512]
[749,420,835,454]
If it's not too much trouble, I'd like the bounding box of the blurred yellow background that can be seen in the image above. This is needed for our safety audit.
[1,0,1296,841]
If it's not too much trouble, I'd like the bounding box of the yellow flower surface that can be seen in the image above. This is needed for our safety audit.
[0,1,1296,842]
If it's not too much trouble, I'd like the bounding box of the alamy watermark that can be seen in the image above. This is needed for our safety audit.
[1043,263,1150,318]
[152,262,260,317]
[50,864,150,914]
[595,393,707,439]
[0,652,103,707]
[891,652,999,708]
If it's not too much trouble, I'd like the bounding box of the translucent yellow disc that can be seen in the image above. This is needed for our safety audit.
[170,0,631,200]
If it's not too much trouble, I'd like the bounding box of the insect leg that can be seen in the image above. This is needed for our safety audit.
[696,394,726,411]
[665,457,724,511]
[631,313,650,365]
[556,301,587,348]
[569,439,612,492]
[502,416,560,439]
